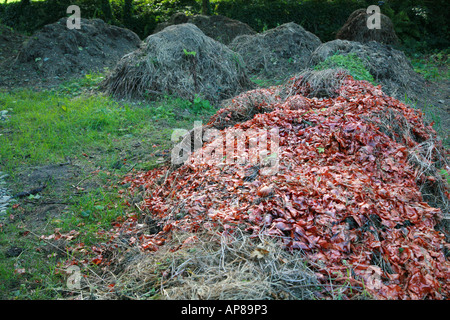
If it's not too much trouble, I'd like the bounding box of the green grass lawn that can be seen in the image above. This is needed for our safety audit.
[0,73,217,299]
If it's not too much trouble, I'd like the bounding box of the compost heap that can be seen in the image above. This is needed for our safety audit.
[308,40,426,104]
[102,23,253,103]
[336,8,399,45]
[16,18,141,77]
[229,22,322,79]
[102,75,448,300]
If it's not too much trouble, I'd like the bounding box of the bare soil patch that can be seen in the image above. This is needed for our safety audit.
[8,163,82,229]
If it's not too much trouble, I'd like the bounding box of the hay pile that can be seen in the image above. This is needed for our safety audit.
[206,69,351,132]
[102,23,254,103]
[229,22,322,79]
[284,69,352,99]
[154,13,256,45]
[207,87,281,130]
[336,8,399,45]
[16,18,141,77]
[308,39,426,102]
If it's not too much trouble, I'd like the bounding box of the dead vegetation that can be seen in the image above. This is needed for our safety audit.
[206,69,351,131]
[207,87,280,130]
[78,73,449,300]
[363,107,450,241]
[408,140,449,218]
[102,23,254,103]
[283,68,351,99]
[79,226,320,300]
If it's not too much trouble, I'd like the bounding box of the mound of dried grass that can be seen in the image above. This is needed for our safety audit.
[82,227,319,300]
[406,138,449,241]
[102,23,254,103]
[408,140,449,216]
[336,9,399,45]
[207,87,281,130]
[282,68,351,99]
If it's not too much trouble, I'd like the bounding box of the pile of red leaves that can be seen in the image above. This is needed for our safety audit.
[106,76,449,299]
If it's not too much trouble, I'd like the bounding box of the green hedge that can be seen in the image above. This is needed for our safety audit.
[0,0,448,52]
[0,0,200,38]
[212,0,449,51]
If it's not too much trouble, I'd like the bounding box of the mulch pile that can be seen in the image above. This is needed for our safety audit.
[229,22,322,79]
[78,75,449,299]
[102,23,254,103]
[308,40,427,104]
[336,8,399,45]
[16,18,141,78]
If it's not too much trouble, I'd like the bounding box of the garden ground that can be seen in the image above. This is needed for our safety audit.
[0,23,448,299]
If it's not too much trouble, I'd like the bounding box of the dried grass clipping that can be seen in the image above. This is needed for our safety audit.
[282,68,351,99]
[82,227,319,300]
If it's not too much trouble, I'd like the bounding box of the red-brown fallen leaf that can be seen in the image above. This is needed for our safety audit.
[92,256,102,265]
[291,241,309,250]
[275,221,292,232]
[14,268,26,275]
[257,185,273,197]
[263,214,273,226]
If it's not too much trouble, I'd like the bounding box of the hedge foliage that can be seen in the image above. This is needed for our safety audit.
[0,0,448,52]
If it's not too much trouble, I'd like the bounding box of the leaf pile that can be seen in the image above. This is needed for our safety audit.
[103,76,449,299]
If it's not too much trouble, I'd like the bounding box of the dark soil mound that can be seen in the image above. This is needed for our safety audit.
[0,24,25,65]
[308,39,426,103]
[229,22,322,79]
[0,24,23,45]
[154,13,256,45]
[336,8,399,45]
[16,18,141,77]
[102,23,254,104]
